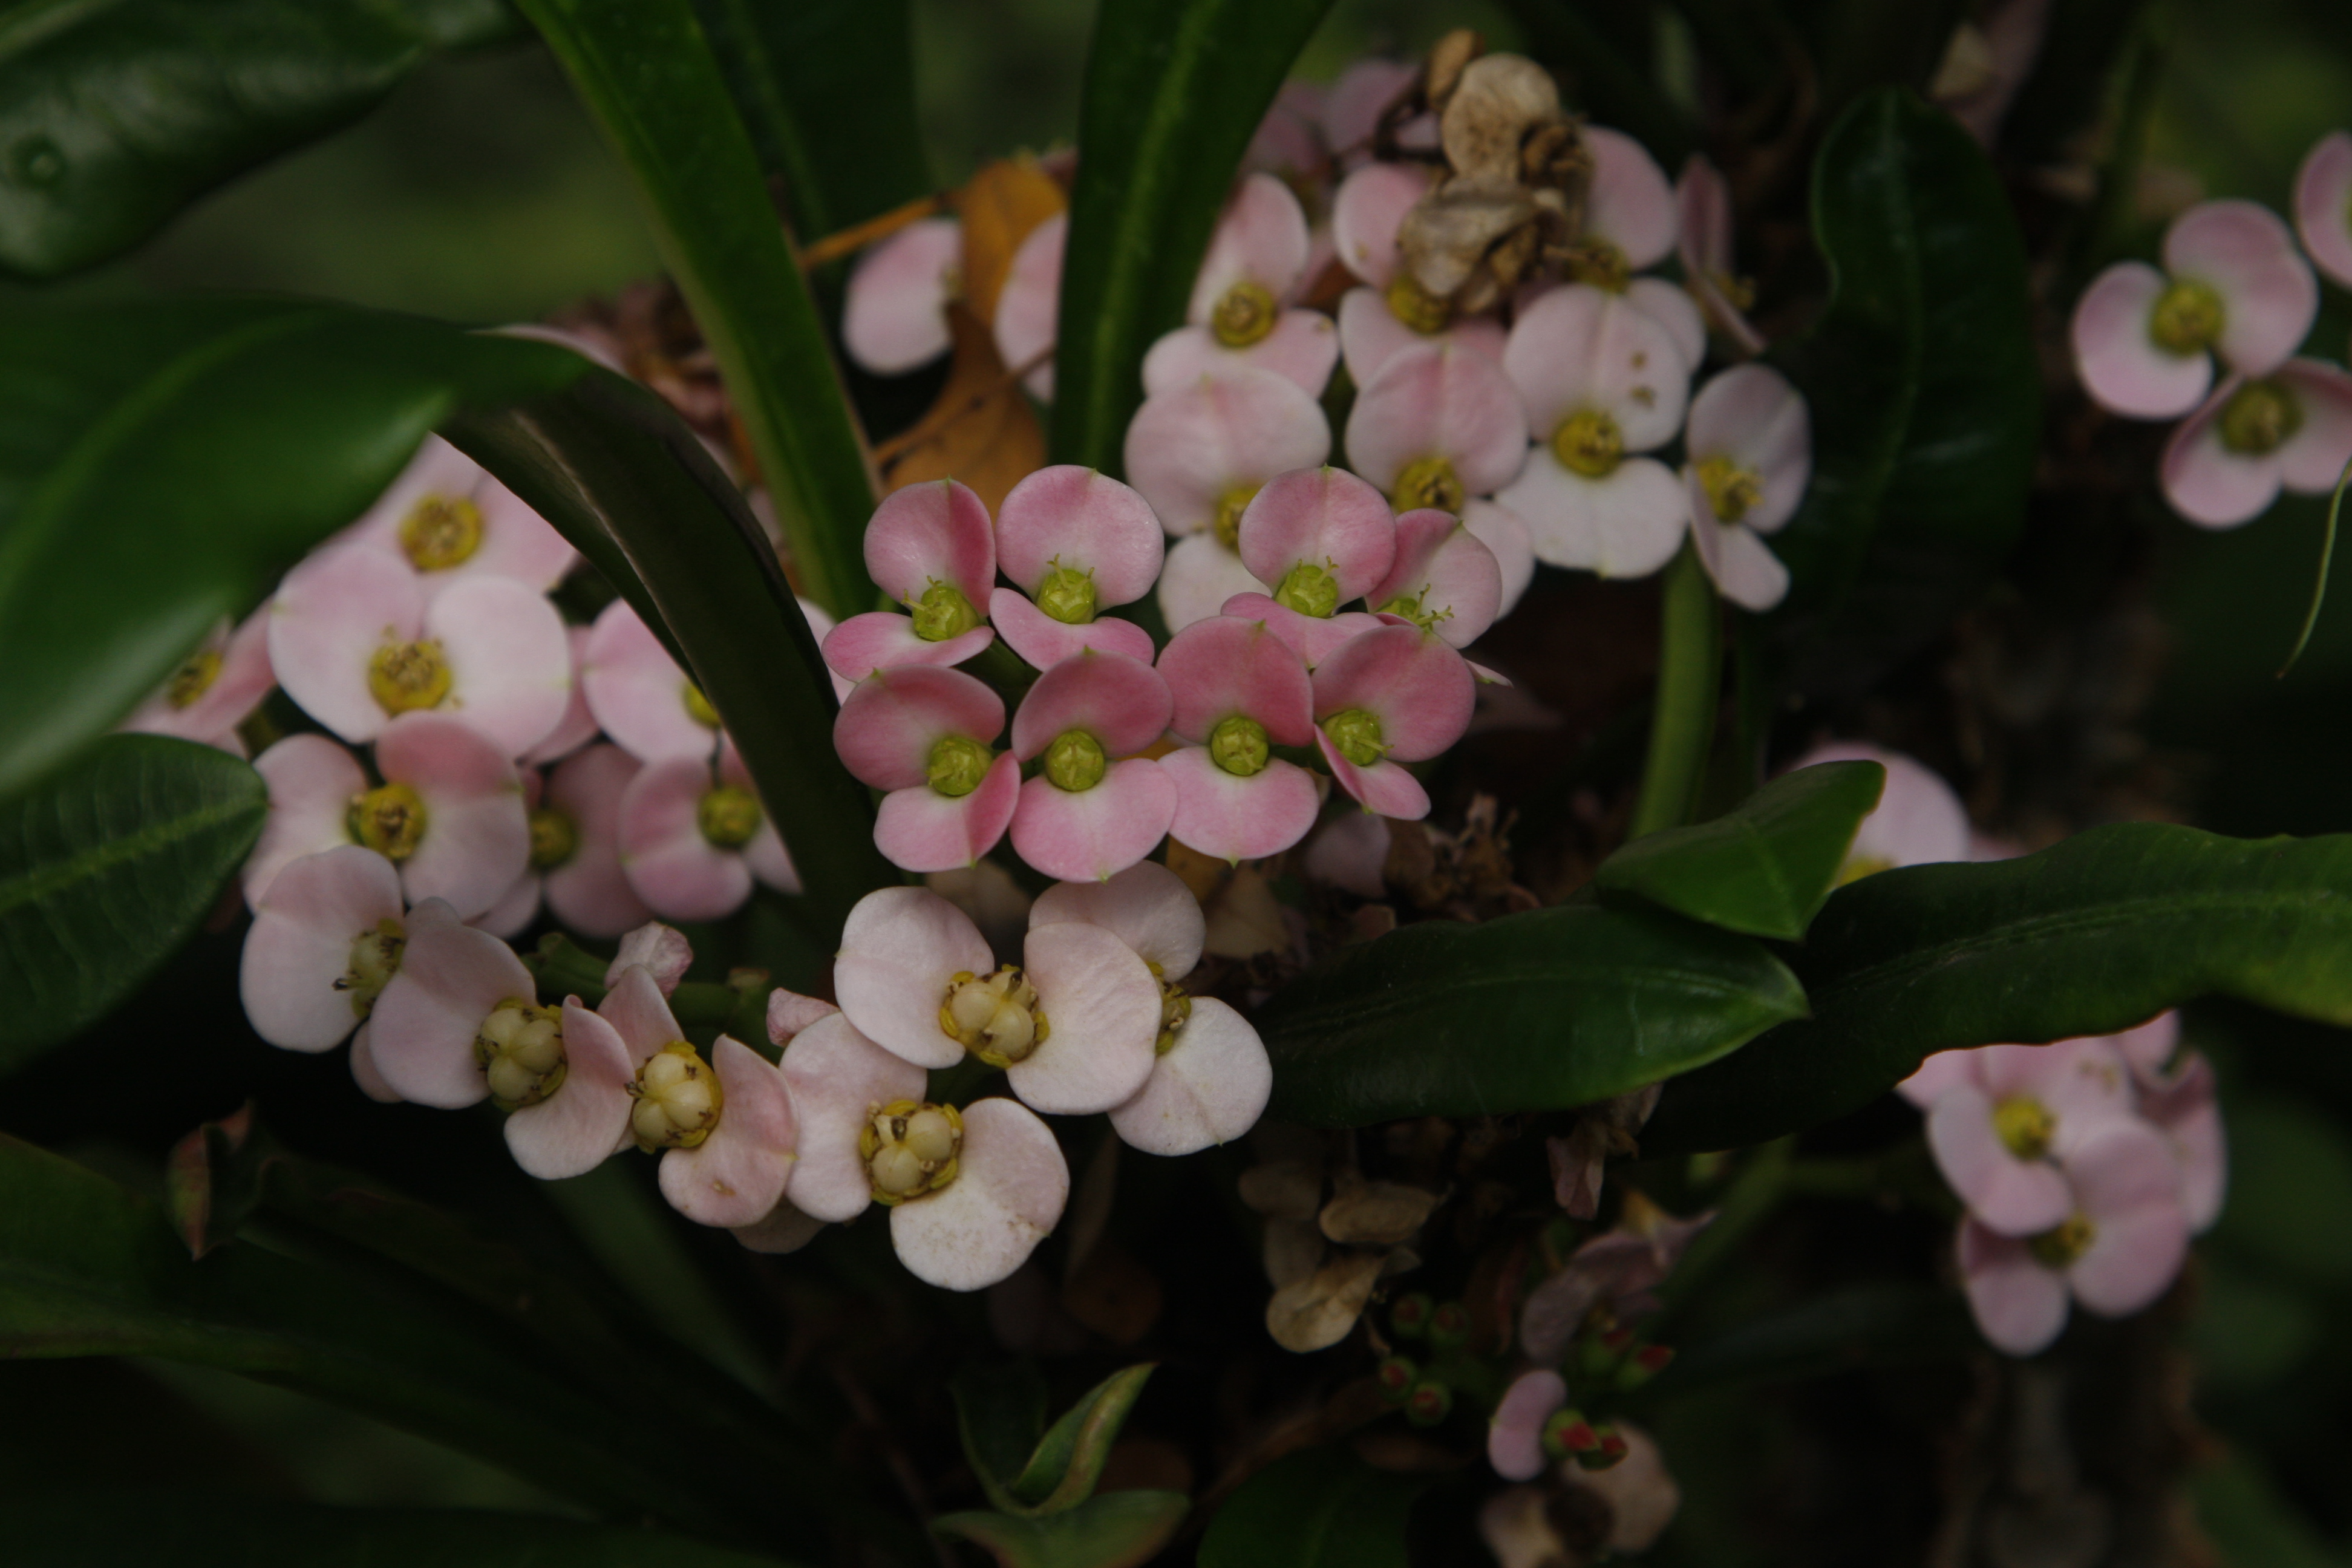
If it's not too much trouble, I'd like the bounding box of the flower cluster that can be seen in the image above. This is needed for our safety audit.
[2070,129,2352,528]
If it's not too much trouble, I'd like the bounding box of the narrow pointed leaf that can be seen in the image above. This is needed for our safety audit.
[1260,903,1808,1128]
[1050,0,1336,472]
[1645,824,2352,1154]
[1013,1363,1157,1514]
[935,1491,1189,1568]
[1198,1446,1426,1568]
[1596,761,1886,939]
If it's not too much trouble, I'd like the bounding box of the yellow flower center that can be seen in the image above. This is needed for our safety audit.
[1697,455,1765,523]
[1209,713,1270,777]
[1151,962,1192,1056]
[939,965,1048,1067]
[1993,1096,2056,1160]
[367,638,452,717]
[927,734,992,799]
[475,998,568,1109]
[696,785,762,849]
[1322,707,1387,768]
[398,494,485,572]
[681,681,721,730]
[2148,277,2224,356]
[1835,853,1896,887]
[1384,273,1454,335]
[1564,239,1631,293]
[1044,728,1107,792]
[1211,280,1280,348]
[2028,1212,2096,1269]
[2216,377,2303,456]
[629,1040,722,1150]
[1553,411,1624,479]
[528,806,578,869]
[167,648,223,710]
[1214,486,1258,551]
[862,1098,963,1205]
[1393,455,1467,514]
[348,782,428,861]
[338,918,405,1020]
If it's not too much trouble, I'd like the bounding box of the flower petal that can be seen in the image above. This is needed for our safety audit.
[368,898,529,1107]
[1190,173,1313,319]
[2159,376,2284,529]
[1486,1369,1568,1482]
[468,871,540,939]
[989,589,1159,668]
[2163,199,2318,378]
[1958,1220,2070,1356]
[1161,747,1322,863]
[1684,364,1811,533]
[1010,919,1164,1115]
[1335,286,1508,390]
[542,744,655,939]
[1107,996,1271,1155]
[864,478,998,610]
[598,963,686,1063]
[1220,594,1385,668]
[1157,532,1269,633]
[1158,613,1315,745]
[425,577,572,759]
[1010,760,1175,883]
[995,465,1167,604]
[1302,808,1390,897]
[2063,1120,2190,1316]
[994,212,1066,400]
[1499,448,1687,580]
[1123,368,1332,537]
[1236,465,1399,603]
[890,1097,1069,1291]
[1316,734,1431,818]
[1323,60,1419,163]
[2070,261,2215,420]
[239,846,403,1051]
[781,1011,927,1223]
[843,216,961,374]
[608,921,694,996]
[1789,739,1971,869]
[523,626,601,767]
[835,886,993,1070]
[2293,131,2352,290]
[875,753,1022,872]
[1344,341,1530,498]
[1332,160,1431,287]
[2275,358,2352,493]
[244,734,367,909]
[1011,650,1174,761]
[1504,285,1690,451]
[1897,1047,1982,1108]
[1312,622,1474,760]
[660,1035,799,1228]
[1687,507,1791,613]
[616,756,754,923]
[269,543,422,743]
[1926,1085,2073,1236]
[1142,312,1340,400]
[1624,276,1705,371]
[834,663,1007,791]
[1365,508,1503,646]
[733,1200,826,1256]
[349,1022,401,1102]
[583,598,719,763]
[1462,497,1537,613]
[1583,125,1677,269]
[377,711,531,921]
[505,999,638,1179]
[822,611,996,684]
[1029,858,1205,977]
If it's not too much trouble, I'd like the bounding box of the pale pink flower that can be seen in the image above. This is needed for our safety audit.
[994,211,1065,400]
[2071,200,2318,420]
[1683,363,1812,612]
[120,607,274,756]
[1497,286,1692,580]
[832,885,1163,1116]
[582,599,722,763]
[1007,651,1176,883]
[1345,341,1530,523]
[765,985,838,1045]
[2293,131,2352,291]
[468,770,546,942]
[269,541,571,757]
[823,479,999,682]
[1489,1370,1569,1481]
[1788,739,1971,877]
[1125,367,1333,632]
[1322,58,1433,167]
[1914,1040,2137,1235]
[615,741,797,922]
[1236,465,1399,613]
[1245,80,1327,183]
[1519,1198,1715,1361]
[1573,127,1679,279]
[344,435,576,600]
[501,743,655,941]
[987,465,1163,668]
[1033,863,1272,1155]
[889,1097,1070,1290]
[610,920,696,997]
[1301,809,1390,897]
[1331,161,1508,387]
[2112,1011,2227,1233]
[1364,506,1504,647]
[242,714,529,920]
[1311,623,1476,820]
[2159,361,2352,529]
[523,625,600,767]
[1156,615,1322,862]
[1959,1119,2190,1356]
[1676,154,1766,354]
[832,664,1020,872]
[1215,592,1385,670]
[1462,499,1537,615]
[367,897,541,1108]
[239,844,405,1054]
[777,1010,928,1225]
[842,216,962,374]
[1145,174,1338,399]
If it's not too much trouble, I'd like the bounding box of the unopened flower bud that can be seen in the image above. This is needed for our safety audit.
[1576,1423,1631,1471]
[1207,713,1271,778]
[1428,1300,1470,1352]
[861,1097,963,1205]
[1405,1379,1452,1427]
[1043,728,1108,792]
[1614,1344,1674,1391]
[1391,1292,1434,1338]
[1036,563,1098,625]
[939,965,1048,1067]
[1540,1407,1601,1464]
[629,1040,723,1150]
[926,734,993,799]
[1275,560,1342,618]
[1376,1354,1419,1403]
[1321,708,1388,769]
[475,998,569,1109]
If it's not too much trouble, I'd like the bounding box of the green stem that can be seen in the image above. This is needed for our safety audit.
[1628,543,1724,839]
[2278,452,2352,678]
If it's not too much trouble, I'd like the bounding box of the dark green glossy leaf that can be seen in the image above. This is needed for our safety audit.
[1639,1283,1976,1400]
[10,1492,795,1566]
[1646,825,2352,1154]
[520,0,877,619]
[1765,90,2039,697]
[1782,0,1969,123]
[1198,1446,1425,1568]
[1500,0,1696,163]
[954,1361,1051,1511]
[1010,1363,1156,1514]
[935,1491,1189,1568]
[0,736,264,1073]
[1997,0,2148,169]
[1050,0,1335,472]
[0,297,587,801]
[445,368,892,936]
[0,0,520,278]
[1261,903,1808,1128]
[690,0,932,241]
[1597,761,1885,940]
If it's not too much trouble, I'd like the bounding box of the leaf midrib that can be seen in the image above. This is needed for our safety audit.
[0,783,260,918]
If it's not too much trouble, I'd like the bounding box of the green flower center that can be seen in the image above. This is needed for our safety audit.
[167,648,223,710]
[629,1040,722,1151]
[696,785,762,848]
[1553,410,1624,479]
[475,998,567,1109]
[339,918,405,1021]
[1036,562,1098,625]
[909,580,980,642]
[2148,276,2224,356]
[1392,455,1467,514]
[863,1098,963,1205]
[348,782,428,861]
[1275,560,1342,618]
[1211,280,1280,347]
[399,494,485,572]
[367,638,451,717]
[1993,1095,2055,1161]
[1385,273,1454,335]
[1322,707,1387,768]
[528,806,579,869]
[2217,377,2303,456]
[2028,1212,2096,1269]
[1208,713,1270,777]
[1213,486,1257,550]
[1044,728,1107,792]
[1697,455,1765,523]
[927,734,992,798]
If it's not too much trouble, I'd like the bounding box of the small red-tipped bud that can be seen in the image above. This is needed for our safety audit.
[1540,1407,1601,1462]
[1599,1327,1635,1354]
[1428,1300,1470,1351]
[1405,1379,1452,1428]
[1390,1293,1434,1338]
[1376,1355,1419,1403]
[1615,1344,1674,1390]
[1573,1423,1631,1471]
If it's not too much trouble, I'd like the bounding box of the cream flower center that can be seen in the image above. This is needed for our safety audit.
[338,918,405,1020]
[630,1040,722,1150]
[348,782,427,861]
[2148,277,2224,356]
[475,998,567,1108]
[367,638,452,716]
[1393,455,1467,514]
[940,965,1048,1067]
[1697,455,1765,523]
[863,1098,964,1204]
[399,494,485,572]
[1212,281,1279,347]
[1553,410,1623,479]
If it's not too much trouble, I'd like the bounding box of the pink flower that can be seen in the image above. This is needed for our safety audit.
[842,216,962,374]
[890,1096,1069,1290]
[243,714,530,920]
[1345,342,1530,522]
[523,625,600,767]
[1786,739,1971,877]
[2112,1012,2227,1234]
[1244,80,1327,183]
[239,844,406,1053]
[1497,286,1692,580]
[610,920,696,996]
[1572,127,1679,283]
[1489,1370,1569,1481]
[582,599,723,763]
[832,885,1163,1115]
[344,435,577,600]
[1156,615,1321,861]
[1682,363,1812,612]
[1124,367,1333,632]
[1311,623,1475,820]
[513,743,655,940]
[1676,154,1766,354]
[1958,1119,2190,1356]
[1033,862,1272,1155]
[616,741,799,922]
[269,541,572,757]
[1331,161,1508,387]
[368,898,545,1108]
[2071,200,2318,420]
[120,607,274,756]
[1322,58,1426,166]
[1145,174,1338,399]
[1236,465,1399,615]
[823,480,999,682]
[2159,361,2352,529]
[995,211,1065,401]
[1364,506,1504,647]
[1007,651,1176,883]
[1915,1039,2137,1236]
[2293,131,2352,291]
[987,465,1163,668]
[832,664,1021,872]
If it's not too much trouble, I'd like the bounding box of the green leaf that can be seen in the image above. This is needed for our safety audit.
[1639,1283,1976,1400]
[0,0,521,279]
[1050,0,1336,472]
[0,297,588,801]
[1010,1364,1156,1514]
[9,1492,798,1567]
[1782,0,1970,124]
[444,369,893,936]
[1765,90,2039,696]
[954,1362,1158,1517]
[1645,824,2352,1154]
[0,736,264,1072]
[2192,1455,2352,1568]
[953,1361,1051,1510]
[1197,1446,1426,1568]
[689,0,932,241]
[1596,761,1886,940]
[1259,903,1808,1128]
[520,0,878,620]
[935,1491,1189,1568]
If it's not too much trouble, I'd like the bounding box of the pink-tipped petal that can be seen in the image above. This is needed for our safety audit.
[455,482,577,597]
[766,989,838,1048]
[1345,342,1530,499]
[240,846,403,1051]
[1123,368,1332,537]
[1010,760,1175,884]
[1010,651,1174,761]
[780,1012,928,1223]
[742,817,800,896]
[422,577,571,759]
[2071,261,2215,420]
[863,479,998,611]
[1977,1040,2136,1155]
[890,1097,1069,1292]
[1219,593,1385,668]
[505,1001,637,1179]
[995,465,1167,604]
[1158,614,1316,745]
[2112,1011,2182,1085]
[2146,1060,2227,1235]
[1335,286,1509,390]
[1676,155,1734,281]
[1009,920,1163,1115]
[123,607,278,752]
[661,1036,799,1228]
[2163,199,2319,377]
[2275,359,2352,492]
[598,964,687,1065]
[269,543,423,743]
[1365,508,1504,646]
[1926,1085,2073,1236]
[1582,125,1677,270]
[1161,748,1322,863]
[843,217,961,374]
[348,436,483,553]
[1030,859,1205,977]
[2160,378,2283,529]
[1142,312,1341,400]
[1312,623,1474,759]
[834,664,1006,791]
[244,734,368,909]
[995,213,1066,400]
[368,899,529,1108]
[1625,276,1705,371]
[608,921,694,997]
[376,712,531,921]
[1685,364,1812,534]
[1323,60,1420,163]
[616,756,754,923]
[1487,1370,1569,1482]
[822,612,996,684]
[835,886,992,1070]
[541,745,655,939]
[2293,132,2352,290]
[469,872,540,939]
[583,598,719,763]
[1462,498,1537,613]
[1157,534,1269,633]
[1318,734,1432,819]
[1189,173,1314,321]
[1959,1220,2071,1356]
[523,626,600,767]
[1688,506,1792,614]
[1236,466,1399,603]
[875,753,1022,872]
[1108,997,1271,1156]
[1498,449,1688,579]
[1332,161,1431,287]
[990,589,1158,668]
[1504,286,1691,452]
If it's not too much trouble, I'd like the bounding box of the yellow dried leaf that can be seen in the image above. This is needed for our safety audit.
[957,155,1067,325]
[876,303,1045,514]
